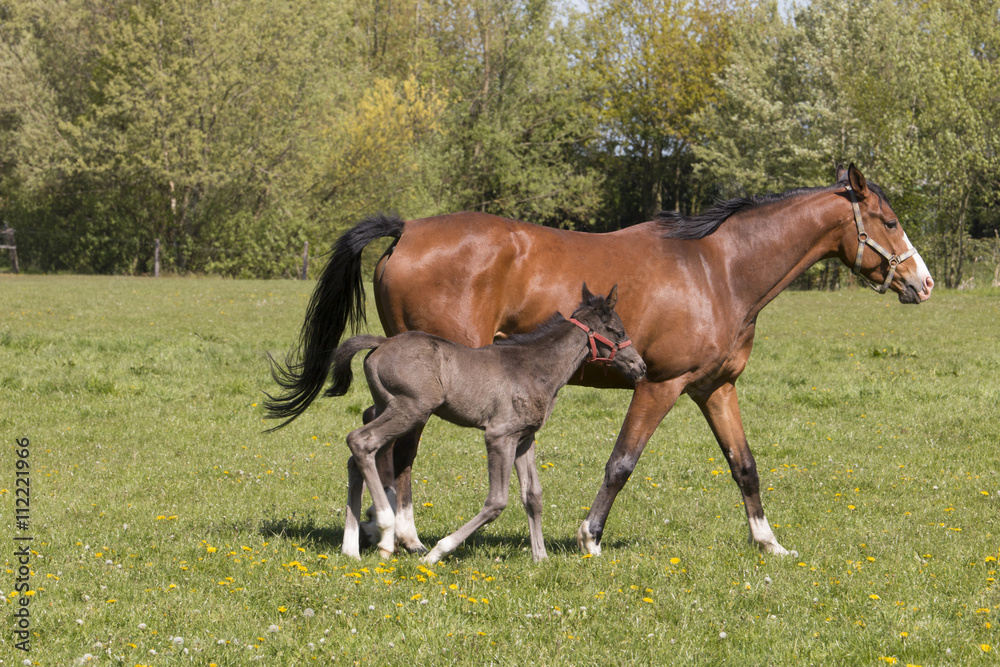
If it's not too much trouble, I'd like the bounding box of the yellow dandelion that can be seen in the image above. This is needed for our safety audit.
[278,606,287,613]
[980,644,992,653]
[869,594,880,600]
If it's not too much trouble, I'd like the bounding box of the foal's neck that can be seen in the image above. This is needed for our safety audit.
[527,321,593,393]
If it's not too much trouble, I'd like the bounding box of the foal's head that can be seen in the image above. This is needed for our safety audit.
[570,284,646,382]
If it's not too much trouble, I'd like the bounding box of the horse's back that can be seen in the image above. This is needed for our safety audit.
[374,213,662,347]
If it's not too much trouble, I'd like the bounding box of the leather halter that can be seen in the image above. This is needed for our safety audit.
[846,184,917,294]
[569,317,632,364]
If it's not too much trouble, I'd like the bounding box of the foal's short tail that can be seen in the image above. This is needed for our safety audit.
[326,335,386,398]
[263,213,405,431]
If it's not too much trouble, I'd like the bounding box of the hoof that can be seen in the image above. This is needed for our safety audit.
[401,541,428,555]
[576,520,602,557]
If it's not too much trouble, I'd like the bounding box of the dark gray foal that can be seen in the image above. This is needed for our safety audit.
[329,284,646,563]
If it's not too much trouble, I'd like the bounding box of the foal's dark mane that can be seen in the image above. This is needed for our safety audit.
[494,294,612,347]
[654,179,889,240]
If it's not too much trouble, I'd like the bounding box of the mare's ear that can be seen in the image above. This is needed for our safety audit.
[835,163,848,182]
[605,284,619,309]
[581,282,595,302]
[848,163,870,198]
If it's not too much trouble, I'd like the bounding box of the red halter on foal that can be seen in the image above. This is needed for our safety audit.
[569,318,633,365]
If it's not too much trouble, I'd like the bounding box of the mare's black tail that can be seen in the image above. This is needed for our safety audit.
[263,213,404,430]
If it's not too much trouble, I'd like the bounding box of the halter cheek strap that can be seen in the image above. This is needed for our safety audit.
[568,318,632,364]
[846,184,917,294]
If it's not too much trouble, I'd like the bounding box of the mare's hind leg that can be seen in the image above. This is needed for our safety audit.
[579,380,682,556]
[343,457,365,559]
[692,382,789,555]
[388,427,426,553]
[423,433,519,564]
[346,409,423,558]
[514,435,547,561]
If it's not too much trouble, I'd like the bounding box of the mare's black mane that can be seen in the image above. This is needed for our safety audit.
[654,179,889,240]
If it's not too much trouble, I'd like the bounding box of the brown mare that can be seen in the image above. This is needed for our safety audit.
[266,164,934,557]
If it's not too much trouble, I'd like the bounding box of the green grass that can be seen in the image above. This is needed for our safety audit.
[2,276,999,665]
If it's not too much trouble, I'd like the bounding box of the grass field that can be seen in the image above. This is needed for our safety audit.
[2,275,998,665]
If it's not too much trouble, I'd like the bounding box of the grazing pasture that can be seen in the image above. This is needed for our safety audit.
[1,275,998,665]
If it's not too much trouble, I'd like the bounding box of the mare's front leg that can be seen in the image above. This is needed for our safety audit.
[514,434,546,562]
[691,382,789,555]
[578,380,682,556]
[423,433,519,564]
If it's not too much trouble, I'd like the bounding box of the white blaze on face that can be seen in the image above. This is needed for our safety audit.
[903,232,934,299]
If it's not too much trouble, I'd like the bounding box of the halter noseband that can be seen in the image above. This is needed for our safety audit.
[846,184,917,294]
[569,317,632,364]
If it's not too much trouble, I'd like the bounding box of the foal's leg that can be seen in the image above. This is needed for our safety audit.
[423,433,519,564]
[514,435,547,561]
[364,425,425,553]
[692,382,789,555]
[578,380,683,556]
[346,409,423,559]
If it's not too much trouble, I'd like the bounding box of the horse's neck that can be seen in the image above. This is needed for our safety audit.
[712,192,843,321]
[529,326,593,393]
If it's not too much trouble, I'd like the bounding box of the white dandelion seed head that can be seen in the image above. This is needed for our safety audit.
[268,624,280,633]
[368,605,375,611]
[76,618,84,625]
[350,628,357,635]
[719,632,728,639]
[303,608,315,617]
[173,636,184,645]
[138,622,147,629]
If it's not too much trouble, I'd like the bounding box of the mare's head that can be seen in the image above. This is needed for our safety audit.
[570,284,646,382]
[834,164,934,303]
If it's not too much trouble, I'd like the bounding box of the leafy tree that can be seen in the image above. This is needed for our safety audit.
[583,0,740,227]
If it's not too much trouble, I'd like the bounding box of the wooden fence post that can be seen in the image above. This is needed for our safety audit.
[301,241,309,280]
[154,238,161,277]
[1,226,17,274]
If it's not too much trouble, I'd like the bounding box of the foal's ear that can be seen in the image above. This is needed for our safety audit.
[581,282,595,302]
[605,284,619,309]
[847,163,870,198]
[835,163,848,183]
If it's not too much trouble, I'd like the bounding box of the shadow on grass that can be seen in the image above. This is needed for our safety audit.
[257,515,631,559]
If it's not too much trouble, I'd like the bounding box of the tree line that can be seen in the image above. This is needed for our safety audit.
[1,0,998,286]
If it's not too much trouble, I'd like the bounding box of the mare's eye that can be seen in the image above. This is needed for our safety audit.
[885,219,898,230]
